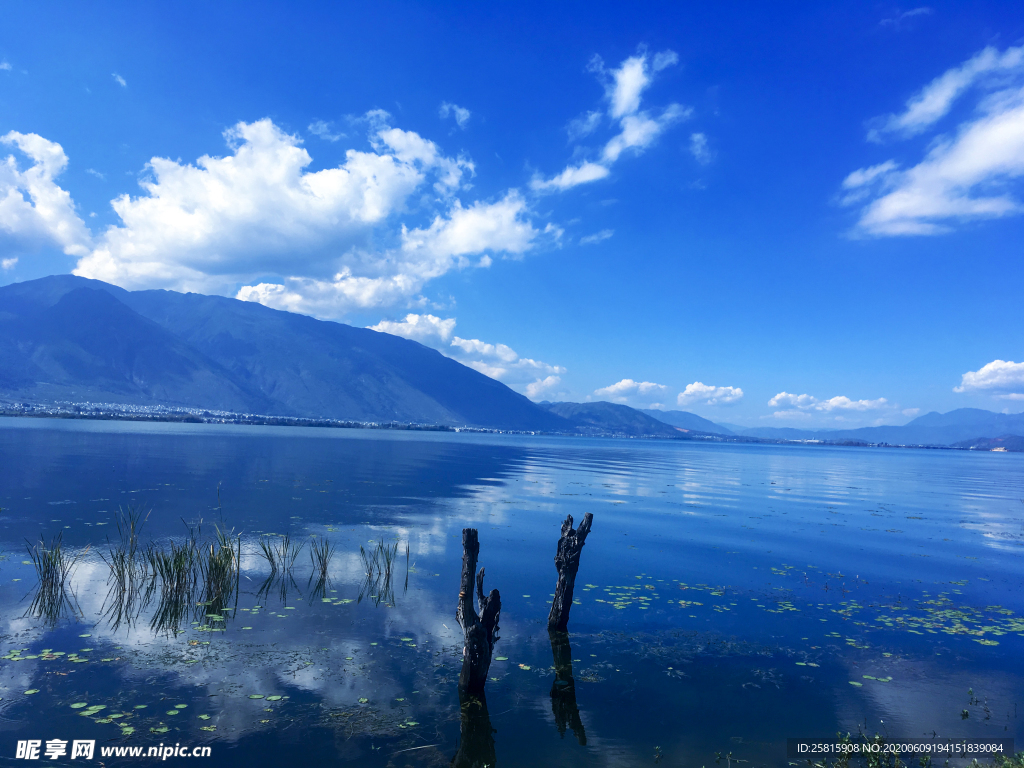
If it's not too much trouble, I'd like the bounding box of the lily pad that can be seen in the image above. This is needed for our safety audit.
[151,727,170,734]
[24,689,39,695]
[266,695,282,702]
[198,714,211,720]
[134,705,147,709]
[199,726,216,732]
[248,694,265,699]
[174,704,187,708]
[495,656,508,661]
[120,727,135,736]
[849,681,863,687]
[71,702,89,709]
[167,710,180,716]
[358,697,369,704]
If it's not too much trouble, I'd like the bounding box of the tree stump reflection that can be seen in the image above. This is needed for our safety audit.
[450,690,496,768]
[548,629,586,745]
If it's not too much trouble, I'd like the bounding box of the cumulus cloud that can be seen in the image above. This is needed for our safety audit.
[845,45,1024,236]
[768,391,889,412]
[1,257,17,270]
[365,313,565,396]
[451,336,519,362]
[0,60,12,72]
[954,359,1024,398]
[112,73,127,87]
[526,375,561,399]
[45,113,548,318]
[594,378,668,404]
[439,102,471,129]
[451,336,564,391]
[579,228,613,245]
[367,313,456,344]
[677,381,743,406]
[0,131,92,258]
[533,48,687,192]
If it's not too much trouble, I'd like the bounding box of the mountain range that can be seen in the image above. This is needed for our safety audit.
[0,276,1020,447]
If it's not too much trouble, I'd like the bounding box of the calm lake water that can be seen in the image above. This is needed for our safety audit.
[0,417,1022,766]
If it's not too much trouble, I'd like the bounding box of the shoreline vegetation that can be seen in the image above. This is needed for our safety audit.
[1,398,1018,452]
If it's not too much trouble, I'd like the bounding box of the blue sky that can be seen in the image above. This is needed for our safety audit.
[2,1,1024,427]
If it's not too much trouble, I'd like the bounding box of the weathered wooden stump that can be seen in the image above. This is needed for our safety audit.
[449,690,496,768]
[548,629,587,745]
[547,512,593,631]
[455,528,501,694]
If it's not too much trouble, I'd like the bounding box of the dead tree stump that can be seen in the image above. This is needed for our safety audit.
[547,512,593,631]
[455,528,501,694]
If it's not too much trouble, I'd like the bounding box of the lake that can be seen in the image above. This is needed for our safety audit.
[0,417,1022,766]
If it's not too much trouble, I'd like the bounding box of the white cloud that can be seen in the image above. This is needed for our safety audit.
[767,392,817,409]
[449,336,564,389]
[768,391,888,412]
[526,375,561,399]
[1,257,17,270]
[567,111,602,141]
[362,313,565,395]
[677,381,743,406]
[85,168,105,180]
[594,378,668,403]
[601,105,687,164]
[112,73,127,88]
[308,120,345,142]
[531,161,609,192]
[902,408,921,417]
[0,60,11,72]
[870,45,1024,140]
[846,45,1024,236]
[689,132,712,164]
[439,102,471,129]
[368,313,456,343]
[533,49,686,192]
[597,53,651,119]
[954,359,1024,396]
[579,228,613,245]
[0,131,92,258]
[56,114,541,317]
[451,336,519,363]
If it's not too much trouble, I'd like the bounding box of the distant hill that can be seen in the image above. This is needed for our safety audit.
[539,401,687,438]
[727,409,1024,446]
[953,434,1024,452]
[0,275,568,431]
[639,408,734,435]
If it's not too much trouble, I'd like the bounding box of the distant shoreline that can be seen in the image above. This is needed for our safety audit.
[1,400,1009,452]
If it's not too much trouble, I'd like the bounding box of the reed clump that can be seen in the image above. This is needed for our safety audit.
[358,540,409,607]
[25,530,86,624]
[99,505,150,629]
[257,534,303,574]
